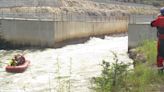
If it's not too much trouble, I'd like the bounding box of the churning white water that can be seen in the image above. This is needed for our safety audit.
[0,36,133,92]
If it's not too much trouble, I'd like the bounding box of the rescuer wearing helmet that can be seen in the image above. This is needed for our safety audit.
[151,7,164,73]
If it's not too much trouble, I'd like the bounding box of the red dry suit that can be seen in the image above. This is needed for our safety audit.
[151,15,164,69]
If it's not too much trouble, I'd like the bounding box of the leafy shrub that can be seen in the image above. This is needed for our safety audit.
[91,41,164,92]
[91,53,129,92]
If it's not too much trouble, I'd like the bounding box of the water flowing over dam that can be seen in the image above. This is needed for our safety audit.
[0,36,133,92]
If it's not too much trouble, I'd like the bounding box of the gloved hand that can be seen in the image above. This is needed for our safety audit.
[151,21,155,27]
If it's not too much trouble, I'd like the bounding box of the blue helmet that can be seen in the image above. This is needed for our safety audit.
[160,7,164,15]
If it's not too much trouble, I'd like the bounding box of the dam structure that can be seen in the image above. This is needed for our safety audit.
[0,16,128,48]
[0,0,129,48]
[0,0,156,48]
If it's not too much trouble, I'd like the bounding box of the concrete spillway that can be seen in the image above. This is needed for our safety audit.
[0,18,128,48]
[0,36,133,92]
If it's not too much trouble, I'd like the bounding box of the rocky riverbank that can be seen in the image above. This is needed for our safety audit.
[128,48,147,67]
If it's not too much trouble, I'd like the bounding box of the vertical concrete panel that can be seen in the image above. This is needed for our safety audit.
[54,20,128,43]
[37,21,54,46]
[54,21,63,42]
[54,21,95,42]
[0,20,2,38]
[128,23,157,48]
[1,19,54,46]
[93,20,128,36]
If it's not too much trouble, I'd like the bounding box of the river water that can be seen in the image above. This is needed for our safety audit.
[0,35,133,92]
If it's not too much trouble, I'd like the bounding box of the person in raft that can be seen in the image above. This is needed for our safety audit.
[10,54,25,66]
[151,7,164,73]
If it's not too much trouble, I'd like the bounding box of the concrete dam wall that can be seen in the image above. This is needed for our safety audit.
[128,23,157,48]
[0,19,128,47]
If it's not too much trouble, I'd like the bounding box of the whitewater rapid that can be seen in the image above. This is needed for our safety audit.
[0,36,133,92]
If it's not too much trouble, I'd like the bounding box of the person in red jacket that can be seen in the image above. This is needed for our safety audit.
[151,7,164,73]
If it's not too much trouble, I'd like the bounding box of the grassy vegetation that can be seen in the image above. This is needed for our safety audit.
[91,40,164,92]
[137,40,157,65]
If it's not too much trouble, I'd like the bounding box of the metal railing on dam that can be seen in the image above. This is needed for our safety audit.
[0,11,156,23]
[91,0,154,7]
[0,11,128,22]
[0,0,155,8]
[0,0,62,8]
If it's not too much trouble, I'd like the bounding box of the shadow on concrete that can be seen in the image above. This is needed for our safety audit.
[0,32,127,50]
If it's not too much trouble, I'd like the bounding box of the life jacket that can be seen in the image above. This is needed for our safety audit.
[151,15,164,39]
